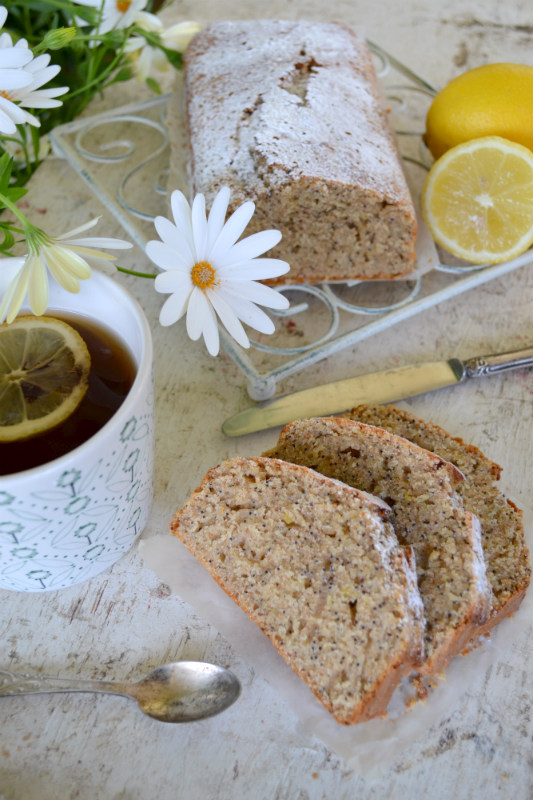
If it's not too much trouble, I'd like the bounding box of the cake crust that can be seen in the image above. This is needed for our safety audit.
[344,404,531,638]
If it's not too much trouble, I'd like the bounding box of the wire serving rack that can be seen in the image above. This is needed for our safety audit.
[50,42,533,400]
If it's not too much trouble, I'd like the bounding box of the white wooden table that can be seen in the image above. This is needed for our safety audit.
[1,1,532,797]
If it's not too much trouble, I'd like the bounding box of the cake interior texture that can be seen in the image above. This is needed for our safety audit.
[170,456,424,724]
[183,19,418,284]
[344,404,531,635]
[265,417,492,675]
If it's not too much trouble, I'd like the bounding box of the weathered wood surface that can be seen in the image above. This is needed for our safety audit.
[1,1,532,797]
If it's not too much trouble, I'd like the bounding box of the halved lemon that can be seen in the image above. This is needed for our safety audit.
[0,315,91,442]
[421,136,533,264]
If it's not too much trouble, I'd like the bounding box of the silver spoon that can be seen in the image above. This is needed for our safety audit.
[0,661,241,722]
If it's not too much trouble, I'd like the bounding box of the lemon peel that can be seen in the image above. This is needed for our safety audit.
[425,63,533,160]
[0,315,91,442]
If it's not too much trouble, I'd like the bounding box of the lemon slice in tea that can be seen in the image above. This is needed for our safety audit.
[421,136,533,264]
[0,315,91,442]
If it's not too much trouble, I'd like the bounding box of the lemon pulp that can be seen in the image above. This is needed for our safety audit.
[0,315,91,443]
[421,136,533,264]
[425,63,533,160]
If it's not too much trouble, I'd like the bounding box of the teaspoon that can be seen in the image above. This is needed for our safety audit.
[0,661,241,722]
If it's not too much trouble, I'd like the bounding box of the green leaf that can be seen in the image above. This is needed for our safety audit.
[0,153,14,194]
[6,187,28,204]
[0,227,16,255]
[145,77,162,95]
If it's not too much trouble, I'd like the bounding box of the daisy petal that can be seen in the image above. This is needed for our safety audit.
[217,229,282,266]
[27,255,49,315]
[200,303,220,356]
[25,53,51,72]
[153,215,195,262]
[221,257,290,281]
[154,269,191,294]
[0,95,27,125]
[205,186,231,251]
[25,64,59,88]
[0,54,33,74]
[18,109,40,127]
[191,193,208,260]
[170,190,193,235]
[43,248,89,290]
[209,201,255,262]
[186,287,210,341]
[0,107,16,135]
[186,289,220,355]
[49,247,92,279]
[224,280,290,310]
[64,237,133,250]
[55,217,101,239]
[216,287,276,334]
[53,244,115,263]
[147,240,191,272]
[159,289,191,326]
[0,257,29,324]
[18,94,66,109]
[208,289,250,349]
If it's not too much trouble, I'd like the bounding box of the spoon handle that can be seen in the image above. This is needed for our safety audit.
[0,668,127,698]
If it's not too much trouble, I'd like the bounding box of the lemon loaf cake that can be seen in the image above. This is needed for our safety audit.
[182,19,418,285]
[344,404,531,636]
[170,456,425,724]
[265,417,493,675]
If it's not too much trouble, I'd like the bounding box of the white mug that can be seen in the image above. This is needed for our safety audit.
[0,270,154,592]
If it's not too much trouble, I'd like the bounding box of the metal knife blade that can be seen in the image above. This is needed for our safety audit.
[222,347,533,437]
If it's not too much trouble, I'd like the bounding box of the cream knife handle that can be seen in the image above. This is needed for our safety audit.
[463,347,533,378]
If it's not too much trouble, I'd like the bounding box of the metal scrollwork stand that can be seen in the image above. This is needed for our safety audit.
[50,42,533,400]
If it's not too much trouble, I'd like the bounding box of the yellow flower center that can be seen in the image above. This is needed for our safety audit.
[191,261,216,290]
[116,0,132,12]
[0,90,12,100]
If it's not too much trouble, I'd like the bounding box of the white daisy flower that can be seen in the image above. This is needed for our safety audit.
[161,20,201,51]
[0,218,133,324]
[124,12,200,82]
[0,8,36,134]
[0,46,68,129]
[74,0,147,35]
[0,7,68,134]
[146,187,291,356]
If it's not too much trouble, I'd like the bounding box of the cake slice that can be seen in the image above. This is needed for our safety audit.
[170,456,425,724]
[182,19,417,284]
[344,404,531,636]
[265,417,493,675]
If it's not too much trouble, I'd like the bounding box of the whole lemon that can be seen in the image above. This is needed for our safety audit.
[424,63,533,160]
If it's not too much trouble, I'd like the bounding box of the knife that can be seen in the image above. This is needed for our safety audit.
[222,347,533,436]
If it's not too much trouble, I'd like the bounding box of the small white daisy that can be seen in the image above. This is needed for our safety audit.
[124,12,200,82]
[0,218,133,324]
[74,0,147,35]
[0,6,68,134]
[0,47,68,129]
[0,8,36,134]
[146,187,290,356]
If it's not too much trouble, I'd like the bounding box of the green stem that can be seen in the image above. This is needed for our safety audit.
[0,191,32,229]
[116,266,156,279]
[64,43,128,101]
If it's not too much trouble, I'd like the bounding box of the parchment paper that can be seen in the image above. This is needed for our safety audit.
[139,502,532,777]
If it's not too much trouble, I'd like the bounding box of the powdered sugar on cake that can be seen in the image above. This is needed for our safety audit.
[186,20,407,200]
[182,20,418,284]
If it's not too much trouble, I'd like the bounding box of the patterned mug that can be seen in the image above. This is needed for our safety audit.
[0,270,154,592]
